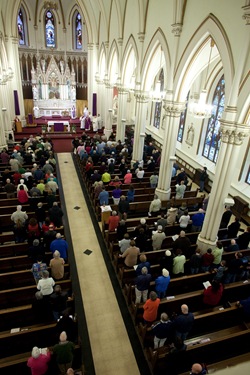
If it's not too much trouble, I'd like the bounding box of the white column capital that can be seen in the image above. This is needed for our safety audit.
[220,120,250,145]
[163,100,185,116]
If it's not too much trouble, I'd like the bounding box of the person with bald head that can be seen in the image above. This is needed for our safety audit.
[173,304,194,340]
[172,230,191,257]
[190,363,207,374]
[53,331,75,374]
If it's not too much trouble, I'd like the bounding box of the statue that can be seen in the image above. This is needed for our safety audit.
[113,95,118,116]
[186,123,195,146]
[32,85,38,100]
[71,86,76,101]
[33,106,40,118]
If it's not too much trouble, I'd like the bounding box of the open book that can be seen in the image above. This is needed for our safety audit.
[203,281,211,289]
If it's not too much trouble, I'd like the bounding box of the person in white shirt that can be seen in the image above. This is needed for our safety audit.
[136,167,145,181]
[119,233,131,253]
[179,210,191,229]
[148,194,162,217]
[37,270,55,296]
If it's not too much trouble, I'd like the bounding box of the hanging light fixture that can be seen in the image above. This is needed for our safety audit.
[150,47,165,102]
[188,39,214,119]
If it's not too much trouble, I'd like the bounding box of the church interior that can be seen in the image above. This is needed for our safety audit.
[0,0,249,374]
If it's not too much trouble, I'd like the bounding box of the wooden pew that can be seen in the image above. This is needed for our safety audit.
[0,265,70,290]
[0,279,72,309]
[132,280,250,322]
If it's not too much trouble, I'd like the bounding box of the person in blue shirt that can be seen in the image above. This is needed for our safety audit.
[155,268,171,298]
[98,187,109,205]
[191,209,205,232]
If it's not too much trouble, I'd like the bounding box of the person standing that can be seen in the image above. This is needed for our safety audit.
[175,180,186,199]
[119,240,140,268]
[49,250,65,280]
[199,167,208,192]
[173,304,194,340]
[143,291,160,325]
[53,331,75,375]
[27,346,51,375]
[135,267,152,304]
[155,268,171,298]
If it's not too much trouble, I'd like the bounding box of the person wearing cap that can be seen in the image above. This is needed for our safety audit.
[27,346,51,375]
[155,269,171,298]
[191,209,205,232]
[149,312,174,349]
[124,169,132,184]
[152,225,166,250]
[135,266,152,304]
[108,210,120,231]
[148,194,162,217]
[53,331,75,374]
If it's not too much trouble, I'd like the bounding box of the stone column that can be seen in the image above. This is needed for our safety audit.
[103,75,113,138]
[197,119,249,252]
[155,100,184,200]
[87,43,95,113]
[131,91,149,163]
[116,86,128,142]
[7,37,25,125]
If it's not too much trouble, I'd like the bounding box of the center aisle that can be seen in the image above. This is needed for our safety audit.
[57,153,140,375]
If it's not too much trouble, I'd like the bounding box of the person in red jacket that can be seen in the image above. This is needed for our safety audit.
[17,185,29,204]
[143,291,160,325]
[27,346,51,375]
[108,210,120,231]
[203,280,223,306]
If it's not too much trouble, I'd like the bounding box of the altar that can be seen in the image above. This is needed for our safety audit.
[47,120,70,132]
[31,56,76,119]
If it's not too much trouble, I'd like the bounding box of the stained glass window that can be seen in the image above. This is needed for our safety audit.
[75,12,82,50]
[17,7,26,46]
[177,92,189,143]
[203,75,225,163]
[153,69,164,129]
[45,10,55,48]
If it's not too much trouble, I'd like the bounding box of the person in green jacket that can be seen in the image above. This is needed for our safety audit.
[53,331,75,375]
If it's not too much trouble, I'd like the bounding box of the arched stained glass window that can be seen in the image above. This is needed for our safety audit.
[177,91,189,143]
[17,7,26,46]
[203,75,225,163]
[153,69,164,129]
[75,12,82,50]
[45,10,55,48]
